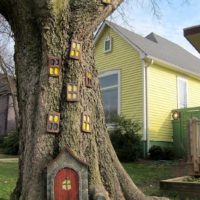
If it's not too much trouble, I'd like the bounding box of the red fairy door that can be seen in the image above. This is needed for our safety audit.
[54,168,79,200]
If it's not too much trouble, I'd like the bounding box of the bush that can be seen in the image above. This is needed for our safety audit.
[2,130,19,155]
[149,145,175,160]
[163,147,175,160]
[109,116,143,162]
[0,136,4,147]
[149,145,163,160]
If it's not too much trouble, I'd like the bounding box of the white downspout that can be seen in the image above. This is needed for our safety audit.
[142,57,154,156]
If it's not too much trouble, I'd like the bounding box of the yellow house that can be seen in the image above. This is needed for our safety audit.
[95,21,200,154]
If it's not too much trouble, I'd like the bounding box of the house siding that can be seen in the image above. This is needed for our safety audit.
[188,78,200,107]
[148,62,200,143]
[95,26,144,131]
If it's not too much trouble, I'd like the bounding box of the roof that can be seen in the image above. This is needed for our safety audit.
[95,21,200,76]
[47,146,88,168]
[184,25,200,54]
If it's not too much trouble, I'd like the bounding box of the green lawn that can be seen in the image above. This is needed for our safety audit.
[123,161,179,199]
[0,159,181,200]
[0,160,18,200]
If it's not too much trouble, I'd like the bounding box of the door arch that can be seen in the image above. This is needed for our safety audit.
[54,168,79,200]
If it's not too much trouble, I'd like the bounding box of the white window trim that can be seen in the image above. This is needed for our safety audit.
[99,70,121,123]
[104,36,112,53]
[177,77,188,109]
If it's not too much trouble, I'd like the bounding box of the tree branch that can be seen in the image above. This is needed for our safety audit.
[0,0,13,21]
[69,0,124,39]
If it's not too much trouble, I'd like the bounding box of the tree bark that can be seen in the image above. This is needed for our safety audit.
[0,1,169,199]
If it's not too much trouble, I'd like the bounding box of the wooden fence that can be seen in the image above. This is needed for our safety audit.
[188,118,200,175]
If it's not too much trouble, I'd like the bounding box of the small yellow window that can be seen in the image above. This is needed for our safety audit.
[81,112,92,133]
[66,83,79,102]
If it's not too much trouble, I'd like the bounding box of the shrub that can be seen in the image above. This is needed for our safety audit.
[109,116,143,162]
[149,145,163,160]
[163,147,175,160]
[2,130,19,155]
[0,136,4,147]
[149,145,175,160]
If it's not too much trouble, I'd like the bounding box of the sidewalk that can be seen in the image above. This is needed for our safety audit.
[0,158,18,163]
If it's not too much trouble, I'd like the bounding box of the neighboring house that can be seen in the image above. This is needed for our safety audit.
[95,21,200,154]
[0,75,16,137]
[184,25,200,54]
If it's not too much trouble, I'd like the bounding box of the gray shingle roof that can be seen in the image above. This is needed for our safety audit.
[105,21,200,76]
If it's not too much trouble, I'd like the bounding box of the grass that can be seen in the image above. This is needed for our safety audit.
[0,157,188,200]
[123,160,180,199]
[0,160,18,200]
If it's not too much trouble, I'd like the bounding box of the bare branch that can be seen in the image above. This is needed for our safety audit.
[69,0,124,39]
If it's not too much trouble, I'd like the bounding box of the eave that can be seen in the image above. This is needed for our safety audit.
[184,25,200,54]
[144,55,200,81]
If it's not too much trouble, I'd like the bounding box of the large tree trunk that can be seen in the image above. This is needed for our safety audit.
[0,1,168,199]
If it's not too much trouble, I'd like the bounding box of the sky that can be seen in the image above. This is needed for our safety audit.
[109,0,200,58]
[1,0,200,59]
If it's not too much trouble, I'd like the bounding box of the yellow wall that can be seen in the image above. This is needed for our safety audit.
[95,26,144,128]
[95,24,200,144]
[148,62,200,142]
[188,77,200,107]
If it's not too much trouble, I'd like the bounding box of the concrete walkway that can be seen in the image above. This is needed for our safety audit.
[0,157,18,163]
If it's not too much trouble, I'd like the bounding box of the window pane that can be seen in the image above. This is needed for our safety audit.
[102,87,118,123]
[178,79,187,108]
[105,40,110,51]
[100,73,118,88]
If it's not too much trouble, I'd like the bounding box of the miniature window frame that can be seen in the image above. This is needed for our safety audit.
[69,40,82,60]
[66,83,79,102]
[104,36,112,53]
[102,0,112,5]
[81,112,92,133]
[48,56,61,77]
[47,112,60,133]
[85,71,93,88]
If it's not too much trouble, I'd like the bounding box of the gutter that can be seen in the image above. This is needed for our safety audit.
[145,55,200,81]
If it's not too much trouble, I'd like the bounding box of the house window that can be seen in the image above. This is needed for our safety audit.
[99,71,120,123]
[104,37,112,53]
[177,77,188,108]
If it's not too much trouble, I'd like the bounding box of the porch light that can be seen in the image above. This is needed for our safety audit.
[69,41,81,60]
[47,112,60,133]
[48,56,61,77]
[81,112,92,133]
[85,71,93,88]
[66,83,79,102]
[172,111,180,120]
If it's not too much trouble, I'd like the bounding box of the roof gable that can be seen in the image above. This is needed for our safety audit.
[47,146,88,168]
[95,21,200,77]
